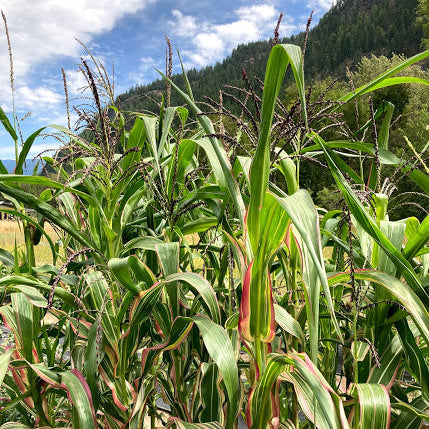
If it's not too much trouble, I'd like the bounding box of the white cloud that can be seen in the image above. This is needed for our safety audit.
[14,86,62,110]
[170,10,199,37]
[0,0,154,107]
[167,4,297,68]
[65,69,89,96]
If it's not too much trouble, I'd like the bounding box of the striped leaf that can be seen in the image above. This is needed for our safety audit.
[3,285,47,308]
[395,318,429,398]
[317,135,429,306]
[274,304,305,344]
[162,273,221,324]
[250,353,349,429]
[350,384,390,429]
[0,424,33,429]
[194,315,239,429]
[173,422,224,429]
[328,270,429,345]
[61,369,97,429]
[276,190,343,359]
[0,348,14,387]
[0,274,78,308]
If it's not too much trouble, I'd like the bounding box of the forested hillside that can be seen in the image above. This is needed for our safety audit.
[119,0,423,113]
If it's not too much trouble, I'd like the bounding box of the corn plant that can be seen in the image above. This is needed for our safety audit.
[0,36,428,429]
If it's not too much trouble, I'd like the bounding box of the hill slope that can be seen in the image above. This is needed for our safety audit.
[119,0,423,113]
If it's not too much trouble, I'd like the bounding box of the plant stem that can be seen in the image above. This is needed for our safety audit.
[255,336,266,376]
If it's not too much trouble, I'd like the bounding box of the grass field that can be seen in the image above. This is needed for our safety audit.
[0,220,60,265]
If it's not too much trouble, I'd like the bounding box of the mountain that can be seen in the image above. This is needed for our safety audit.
[1,159,43,175]
[118,0,424,113]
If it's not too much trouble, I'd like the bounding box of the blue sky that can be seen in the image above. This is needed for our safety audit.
[0,0,334,159]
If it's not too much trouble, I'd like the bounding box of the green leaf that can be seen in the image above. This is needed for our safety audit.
[0,106,18,142]
[6,285,47,307]
[350,384,390,429]
[15,127,45,175]
[158,75,246,232]
[274,304,305,344]
[121,236,164,255]
[248,44,306,253]
[162,272,221,324]
[0,249,14,267]
[109,257,144,295]
[403,215,429,260]
[0,181,95,249]
[240,193,289,343]
[166,139,195,198]
[156,242,180,277]
[0,348,14,387]
[174,422,224,429]
[0,207,57,264]
[368,333,403,388]
[61,369,97,429]
[328,270,429,345]
[338,50,429,104]
[317,135,429,306]
[302,140,400,165]
[194,315,239,429]
[396,318,429,399]
[392,396,429,429]
[250,353,349,429]
[0,274,78,308]
[0,424,33,429]
[276,190,343,359]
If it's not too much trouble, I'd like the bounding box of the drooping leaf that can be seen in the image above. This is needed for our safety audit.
[250,353,349,429]
[274,304,305,344]
[317,135,429,306]
[328,270,429,345]
[338,50,429,104]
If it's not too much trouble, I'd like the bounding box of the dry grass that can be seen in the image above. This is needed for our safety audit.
[0,220,61,265]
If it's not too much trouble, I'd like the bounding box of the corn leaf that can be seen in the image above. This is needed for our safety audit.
[162,273,221,324]
[276,190,343,357]
[61,369,97,429]
[0,106,18,142]
[350,383,390,429]
[194,315,239,429]
[240,193,289,342]
[248,44,306,252]
[317,135,429,306]
[250,353,349,429]
[0,424,32,429]
[159,73,246,231]
[328,270,429,344]
[0,348,14,387]
[338,50,429,104]
[403,215,429,260]
[274,304,305,344]
[14,128,45,175]
[173,422,224,429]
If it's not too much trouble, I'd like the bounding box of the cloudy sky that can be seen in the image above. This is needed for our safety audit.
[0,0,334,159]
